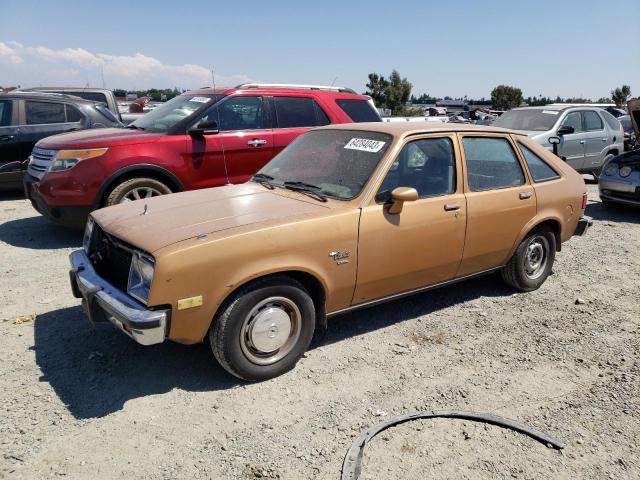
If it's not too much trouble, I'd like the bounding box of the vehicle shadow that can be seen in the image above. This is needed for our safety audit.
[35,275,512,419]
[0,215,81,249]
[586,200,640,224]
[0,190,25,201]
[34,306,239,419]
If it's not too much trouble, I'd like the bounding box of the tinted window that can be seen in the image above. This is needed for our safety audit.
[336,99,381,122]
[65,104,83,122]
[69,92,107,104]
[618,116,632,132]
[26,101,66,124]
[463,137,525,191]
[377,137,455,201]
[274,97,328,128]
[205,96,263,131]
[561,112,583,132]
[519,143,560,182]
[0,100,11,126]
[583,110,603,131]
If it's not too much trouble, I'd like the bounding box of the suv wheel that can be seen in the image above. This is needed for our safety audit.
[210,276,316,381]
[501,227,556,292]
[105,177,172,206]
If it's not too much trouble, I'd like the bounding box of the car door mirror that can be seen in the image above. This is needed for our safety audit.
[548,136,560,145]
[387,187,418,214]
[188,119,219,136]
[557,125,574,136]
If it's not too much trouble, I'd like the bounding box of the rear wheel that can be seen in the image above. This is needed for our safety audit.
[501,227,556,292]
[209,276,316,381]
[105,177,172,206]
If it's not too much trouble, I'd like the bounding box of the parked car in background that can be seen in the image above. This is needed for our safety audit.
[18,87,122,122]
[618,115,637,151]
[24,83,381,227]
[599,149,640,208]
[70,122,591,380]
[0,92,121,191]
[493,106,624,179]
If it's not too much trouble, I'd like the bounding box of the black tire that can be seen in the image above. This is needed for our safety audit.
[105,177,172,206]
[501,227,556,292]
[209,275,316,381]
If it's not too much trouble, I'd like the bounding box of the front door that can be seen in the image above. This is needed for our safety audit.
[0,98,23,190]
[457,135,536,276]
[557,111,586,170]
[353,135,466,304]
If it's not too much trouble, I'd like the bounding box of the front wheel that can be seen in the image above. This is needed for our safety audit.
[105,177,172,206]
[209,276,316,381]
[501,227,556,292]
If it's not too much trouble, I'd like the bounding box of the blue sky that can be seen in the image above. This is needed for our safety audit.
[1,0,638,99]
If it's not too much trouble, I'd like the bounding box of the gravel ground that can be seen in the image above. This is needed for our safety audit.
[0,184,638,479]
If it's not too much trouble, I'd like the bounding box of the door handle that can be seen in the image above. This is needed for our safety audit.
[247,139,267,147]
[444,203,460,211]
[519,192,532,200]
[602,138,607,141]
[579,140,585,144]
[0,135,15,141]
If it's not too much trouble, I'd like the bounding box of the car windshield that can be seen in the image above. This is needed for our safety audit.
[493,109,560,131]
[130,94,221,132]
[256,129,393,200]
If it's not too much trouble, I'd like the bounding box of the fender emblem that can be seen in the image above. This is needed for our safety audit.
[329,250,350,265]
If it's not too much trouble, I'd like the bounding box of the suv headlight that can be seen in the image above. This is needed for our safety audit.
[128,251,155,303]
[83,217,94,253]
[49,148,108,172]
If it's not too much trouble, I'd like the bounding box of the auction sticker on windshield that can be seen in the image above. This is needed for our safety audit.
[344,138,386,153]
[190,97,211,103]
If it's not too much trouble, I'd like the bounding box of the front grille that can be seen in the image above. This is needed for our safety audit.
[88,224,133,292]
[27,147,57,180]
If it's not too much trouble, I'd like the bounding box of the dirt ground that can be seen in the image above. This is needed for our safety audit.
[0,184,638,480]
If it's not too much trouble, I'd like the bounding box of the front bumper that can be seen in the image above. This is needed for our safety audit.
[69,249,169,346]
[24,174,91,228]
[599,177,640,206]
[573,215,592,236]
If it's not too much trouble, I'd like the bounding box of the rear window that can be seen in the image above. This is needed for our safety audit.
[95,104,119,123]
[336,99,381,122]
[55,91,107,104]
[274,97,330,128]
[600,109,622,131]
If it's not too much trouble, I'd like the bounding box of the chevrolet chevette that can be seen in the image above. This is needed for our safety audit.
[70,122,591,380]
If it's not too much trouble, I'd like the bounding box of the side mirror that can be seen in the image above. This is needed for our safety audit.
[188,119,219,136]
[548,136,560,145]
[387,187,418,214]
[557,125,574,136]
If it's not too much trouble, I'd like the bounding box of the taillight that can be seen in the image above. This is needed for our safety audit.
[581,193,587,209]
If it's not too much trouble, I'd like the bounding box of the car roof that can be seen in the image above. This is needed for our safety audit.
[1,91,98,104]
[20,87,113,93]
[315,121,525,137]
[185,85,368,98]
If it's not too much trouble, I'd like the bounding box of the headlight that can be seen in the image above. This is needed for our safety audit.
[49,148,108,172]
[128,251,155,303]
[619,166,632,178]
[83,217,94,253]
[604,163,619,176]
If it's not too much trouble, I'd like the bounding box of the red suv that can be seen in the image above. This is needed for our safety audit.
[24,83,380,227]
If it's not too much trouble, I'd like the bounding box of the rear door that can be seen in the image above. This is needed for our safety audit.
[557,111,586,170]
[270,95,331,157]
[457,134,536,276]
[582,110,607,170]
[0,98,23,190]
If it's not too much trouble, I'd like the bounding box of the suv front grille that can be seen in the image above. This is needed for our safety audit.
[27,147,57,180]
[88,224,133,293]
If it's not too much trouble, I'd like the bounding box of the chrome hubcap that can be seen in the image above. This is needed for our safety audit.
[120,187,163,203]
[240,297,301,365]
[524,236,548,280]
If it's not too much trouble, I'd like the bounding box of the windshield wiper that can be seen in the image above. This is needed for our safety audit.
[253,173,275,189]
[283,181,328,202]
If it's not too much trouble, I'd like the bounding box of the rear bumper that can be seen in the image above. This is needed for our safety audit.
[69,250,169,346]
[573,215,592,236]
[24,174,91,228]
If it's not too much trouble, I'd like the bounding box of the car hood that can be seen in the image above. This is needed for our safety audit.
[37,128,163,149]
[627,99,640,137]
[91,184,332,253]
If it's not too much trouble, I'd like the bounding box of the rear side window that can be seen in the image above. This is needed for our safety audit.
[518,143,560,182]
[26,101,66,124]
[65,104,83,122]
[583,111,603,131]
[274,97,329,128]
[463,137,525,191]
[601,110,622,131]
[0,100,11,126]
[336,99,381,122]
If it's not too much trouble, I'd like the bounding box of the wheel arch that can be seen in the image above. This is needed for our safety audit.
[95,163,185,208]
[512,216,563,257]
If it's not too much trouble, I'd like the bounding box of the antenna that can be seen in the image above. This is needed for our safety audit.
[330,76,338,87]
[211,67,230,185]
[101,66,106,88]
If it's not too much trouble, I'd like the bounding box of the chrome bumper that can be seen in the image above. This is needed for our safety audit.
[69,250,168,346]
[574,215,592,236]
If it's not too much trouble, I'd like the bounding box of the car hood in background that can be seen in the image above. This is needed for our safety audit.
[91,183,332,252]
[37,128,163,149]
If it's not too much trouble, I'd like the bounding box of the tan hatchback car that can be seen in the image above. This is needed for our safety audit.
[70,123,592,380]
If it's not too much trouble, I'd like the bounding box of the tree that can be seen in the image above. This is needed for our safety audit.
[611,85,631,107]
[365,70,421,115]
[113,88,127,97]
[490,85,523,110]
[364,73,389,109]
